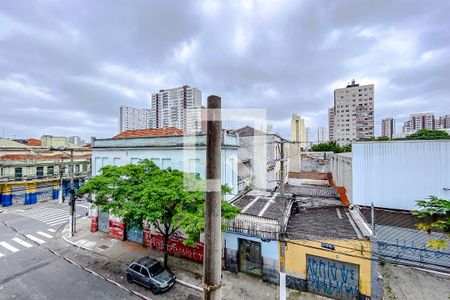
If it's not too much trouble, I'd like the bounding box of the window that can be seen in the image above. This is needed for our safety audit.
[151,158,161,168]
[36,166,44,178]
[75,165,80,173]
[113,157,121,166]
[148,263,164,277]
[15,167,23,179]
[130,158,140,165]
[140,267,150,277]
[131,264,141,273]
[162,158,171,169]
[48,166,54,175]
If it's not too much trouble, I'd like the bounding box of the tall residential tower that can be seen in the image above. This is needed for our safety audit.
[381,117,395,139]
[329,80,374,144]
[150,85,202,134]
[291,114,306,148]
[118,106,151,133]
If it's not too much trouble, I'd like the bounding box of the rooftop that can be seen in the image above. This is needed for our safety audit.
[230,190,289,220]
[114,127,183,139]
[287,202,361,240]
[26,138,42,147]
[359,206,421,230]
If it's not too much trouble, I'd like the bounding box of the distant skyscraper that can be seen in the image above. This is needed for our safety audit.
[317,127,328,143]
[68,136,82,146]
[118,106,151,133]
[381,117,395,139]
[291,114,306,148]
[329,79,374,145]
[150,85,202,133]
[328,108,335,141]
[403,113,435,133]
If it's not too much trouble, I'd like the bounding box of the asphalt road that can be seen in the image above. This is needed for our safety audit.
[0,201,137,300]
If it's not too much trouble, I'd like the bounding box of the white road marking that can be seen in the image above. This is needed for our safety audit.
[12,238,33,248]
[41,215,70,223]
[26,234,46,244]
[47,229,57,233]
[0,241,20,253]
[47,218,70,226]
[0,253,4,257]
[36,231,53,239]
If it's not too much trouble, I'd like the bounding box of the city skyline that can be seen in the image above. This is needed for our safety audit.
[1,1,450,140]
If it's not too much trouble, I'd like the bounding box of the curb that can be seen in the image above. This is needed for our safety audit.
[61,228,203,294]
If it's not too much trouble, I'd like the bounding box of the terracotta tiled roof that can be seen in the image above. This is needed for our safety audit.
[26,138,41,146]
[82,143,91,148]
[113,127,184,139]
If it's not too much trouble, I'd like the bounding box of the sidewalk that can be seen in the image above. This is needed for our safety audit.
[60,217,328,300]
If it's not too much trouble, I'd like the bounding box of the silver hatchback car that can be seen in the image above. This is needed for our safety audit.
[126,257,176,294]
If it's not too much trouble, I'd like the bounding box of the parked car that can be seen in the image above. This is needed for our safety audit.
[126,257,176,294]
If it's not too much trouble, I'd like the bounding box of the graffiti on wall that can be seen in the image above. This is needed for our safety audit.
[37,184,53,201]
[375,225,450,272]
[151,233,204,262]
[306,255,359,300]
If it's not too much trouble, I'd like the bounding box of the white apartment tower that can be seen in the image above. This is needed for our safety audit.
[317,126,328,143]
[403,113,435,133]
[436,114,450,129]
[329,80,374,144]
[381,117,395,139]
[150,85,202,133]
[291,114,306,148]
[118,106,151,133]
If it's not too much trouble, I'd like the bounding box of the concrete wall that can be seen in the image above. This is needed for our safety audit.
[224,232,279,284]
[285,239,372,299]
[353,140,450,210]
[330,153,353,201]
[374,225,450,273]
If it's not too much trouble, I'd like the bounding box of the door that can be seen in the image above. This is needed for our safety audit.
[238,238,263,276]
[306,255,359,300]
[37,183,53,202]
[11,186,25,205]
[98,210,110,233]
[127,222,143,244]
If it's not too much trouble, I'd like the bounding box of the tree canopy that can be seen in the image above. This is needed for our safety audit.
[310,141,351,153]
[413,196,450,250]
[79,159,240,266]
[404,129,450,140]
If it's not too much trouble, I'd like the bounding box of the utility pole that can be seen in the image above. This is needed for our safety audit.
[203,95,222,300]
[278,140,287,300]
[69,148,75,237]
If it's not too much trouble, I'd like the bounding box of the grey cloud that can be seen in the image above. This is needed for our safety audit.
[0,0,449,140]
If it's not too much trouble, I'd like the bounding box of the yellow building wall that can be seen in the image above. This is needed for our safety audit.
[283,239,371,297]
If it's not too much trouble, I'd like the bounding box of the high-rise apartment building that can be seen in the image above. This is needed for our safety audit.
[329,80,374,144]
[436,114,450,129]
[150,85,202,134]
[328,108,335,141]
[402,113,435,133]
[317,126,328,143]
[118,106,151,133]
[305,127,311,148]
[291,114,306,148]
[381,117,395,139]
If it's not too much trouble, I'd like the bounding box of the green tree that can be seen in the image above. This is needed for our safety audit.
[310,141,351,153]
[405,129,450,140]
[79,159,240,267]
[412,196,450,250]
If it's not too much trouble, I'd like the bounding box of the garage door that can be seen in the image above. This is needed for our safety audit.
[127,221,143,244]
[307,255,359,300]
[98,210,110,233]
[238,238,262,277]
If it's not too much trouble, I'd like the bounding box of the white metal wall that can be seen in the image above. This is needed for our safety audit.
[353,141,450,210]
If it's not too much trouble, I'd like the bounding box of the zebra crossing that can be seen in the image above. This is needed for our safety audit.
[13,206,82,227]
[0,229,54,258]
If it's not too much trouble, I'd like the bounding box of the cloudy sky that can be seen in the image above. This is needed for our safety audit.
[1,0,449,140]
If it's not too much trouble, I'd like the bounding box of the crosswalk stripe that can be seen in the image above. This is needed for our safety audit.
[47,229,57,233]
[48,220,69,226]
[47,217,70,225]
[37,231,53,239]
[0,241,20,252]
[22,210,67,219]
[0,253,4,257]
[12,238,33,248]
[33,212,68,221]
[26,235,46,244]
[40,215,69,223]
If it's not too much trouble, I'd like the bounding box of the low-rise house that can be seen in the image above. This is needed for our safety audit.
[224,189,289,284]
[89,128,239,256]
[0,138,91,206]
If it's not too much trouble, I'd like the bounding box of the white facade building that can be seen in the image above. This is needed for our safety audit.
[381,117,395,139]
[317,126,328,143]
[150,85,202,134]
[329,80,374,145]
[118,106,150,133]
[91,129,239,197]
